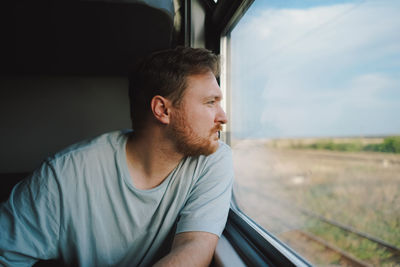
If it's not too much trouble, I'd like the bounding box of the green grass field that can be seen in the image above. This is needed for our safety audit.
[291,136,400,154]
[232,138,400,266]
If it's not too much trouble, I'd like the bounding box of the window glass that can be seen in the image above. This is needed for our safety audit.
[227,0,400,266]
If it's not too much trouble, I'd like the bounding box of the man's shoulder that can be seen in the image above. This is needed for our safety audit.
[216,140,231,153]
[48,130,131,164]
[206,141,232,161]
[183,141,232,174]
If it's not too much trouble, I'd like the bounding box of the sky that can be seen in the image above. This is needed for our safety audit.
[230,0,400,139]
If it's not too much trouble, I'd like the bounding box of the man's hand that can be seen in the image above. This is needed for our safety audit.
[153,231,219,267]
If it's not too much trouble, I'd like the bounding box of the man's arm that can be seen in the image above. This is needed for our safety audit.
[154,143,234,266]
[0,163,60,265]
[153,231,218,267]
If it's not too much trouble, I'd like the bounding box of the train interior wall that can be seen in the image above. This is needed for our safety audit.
[0,77,131,201]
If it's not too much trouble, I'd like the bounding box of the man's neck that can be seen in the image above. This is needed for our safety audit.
[125,128,184,190]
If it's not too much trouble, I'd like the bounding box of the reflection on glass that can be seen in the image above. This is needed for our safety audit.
[228,0,400,266]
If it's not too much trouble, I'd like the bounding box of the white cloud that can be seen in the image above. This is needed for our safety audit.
[231,0,400,137]
[234,1,400,69]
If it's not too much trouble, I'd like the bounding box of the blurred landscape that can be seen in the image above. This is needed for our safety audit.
[232,137,400,266]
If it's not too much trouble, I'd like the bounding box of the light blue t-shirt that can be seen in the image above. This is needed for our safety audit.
[0,130,234,266]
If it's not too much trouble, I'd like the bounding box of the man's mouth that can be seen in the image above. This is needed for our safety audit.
[211,125,223,139]
[213,125,223,133]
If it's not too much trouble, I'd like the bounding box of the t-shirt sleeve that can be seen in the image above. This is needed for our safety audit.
[0,161,60,266]
[176,143,234,237]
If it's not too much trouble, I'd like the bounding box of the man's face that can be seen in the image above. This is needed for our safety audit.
[167,71,228,157]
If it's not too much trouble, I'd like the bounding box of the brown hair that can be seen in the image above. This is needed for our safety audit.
[128,46,219,131]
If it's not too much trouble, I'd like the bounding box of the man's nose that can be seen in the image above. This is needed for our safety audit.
[216,105,228,124]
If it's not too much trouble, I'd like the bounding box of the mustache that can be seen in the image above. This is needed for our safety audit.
[212,124,223,132]
[211,124,223,139]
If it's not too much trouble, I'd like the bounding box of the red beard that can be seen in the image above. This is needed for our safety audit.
[167,110,221,157]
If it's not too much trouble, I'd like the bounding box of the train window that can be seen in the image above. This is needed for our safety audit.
[222,0,400,266]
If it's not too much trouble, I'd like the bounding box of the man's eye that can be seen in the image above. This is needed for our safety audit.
[207,101,216,105]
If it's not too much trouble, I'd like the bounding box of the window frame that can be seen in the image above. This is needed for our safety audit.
[222,207,312,266]
[216,1,313,265]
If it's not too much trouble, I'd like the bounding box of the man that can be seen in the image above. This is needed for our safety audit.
[0,47,234,266]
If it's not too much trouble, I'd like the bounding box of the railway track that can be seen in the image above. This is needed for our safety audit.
[240,200,375,266]
[298,208,400,254]
[236,185,400,266]
[285,229,374,267]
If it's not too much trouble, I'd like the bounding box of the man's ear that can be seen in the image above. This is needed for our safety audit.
[151,95,171,124]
